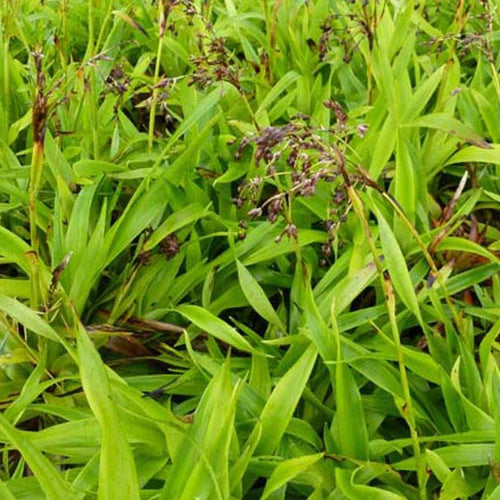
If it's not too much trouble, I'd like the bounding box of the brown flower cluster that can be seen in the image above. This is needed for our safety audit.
[106,65,130,96]
[232,101,362,248]
[189,33,240,89]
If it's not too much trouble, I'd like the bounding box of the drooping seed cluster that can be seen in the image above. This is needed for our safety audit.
[232,101,369,257]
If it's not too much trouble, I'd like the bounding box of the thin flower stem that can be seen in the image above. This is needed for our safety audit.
[148,2,166,153]
[348,185,426,500]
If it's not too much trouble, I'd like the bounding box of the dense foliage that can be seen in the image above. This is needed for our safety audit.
[0,0,499,498]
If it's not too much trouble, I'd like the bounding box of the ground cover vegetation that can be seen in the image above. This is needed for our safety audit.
[0,0,499,498]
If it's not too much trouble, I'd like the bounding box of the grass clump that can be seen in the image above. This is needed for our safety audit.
[0,0,499,498]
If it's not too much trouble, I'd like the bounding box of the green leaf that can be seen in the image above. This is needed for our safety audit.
[161,361,239,500]
[236,260,285,330]
[243,229,327,266]
[261,453,324,500]
[404,113,491,148]
[105,177,169,265]
[330,306,369,460]
[73,159,127,178]
[440,468,473,500]
[255,71,300,121]
[336,468,405,500]
[0,295,60,342]
[445,144,500,166]
[425,449,451,483]
[77,325,140,500]
[164,85,225,151]
[0,413,81,500]
[144,203,209,251]
[436,237,500,265]
[368,114,397,179]
[213,162,247,186]
[256,344,317,455]
[176,304,255,353]
[394,444,495,470]
[394,132,416,221]
[402,66,445,121]
[373,207,423,323]
[0,480,16,500]
[0,226,31,273]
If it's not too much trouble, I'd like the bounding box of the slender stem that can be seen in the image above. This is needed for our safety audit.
[29,50,48,309]
[86,0,95,59]
[28,136,46,311]
[486,0,500,105]
[384,275,425,498]
[240,90,260,131]
[148,2,165,152]
[29,141,44,252]
[2,37,9,124]
[376,190,464,335]
[259,0,272,52]
[95,0,115,53]
[348,186,426,500]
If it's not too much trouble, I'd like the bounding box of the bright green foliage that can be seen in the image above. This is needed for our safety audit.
[0,0,499,499]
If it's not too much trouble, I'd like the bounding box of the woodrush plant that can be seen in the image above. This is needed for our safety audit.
[0,0,499,499]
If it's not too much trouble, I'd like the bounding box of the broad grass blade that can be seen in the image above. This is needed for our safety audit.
[77,325,140,500]
[176,304,255,353]
[261,453,324,500]
[255,344,317,455]
[0,413,82,500]
[236,259,285,331]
